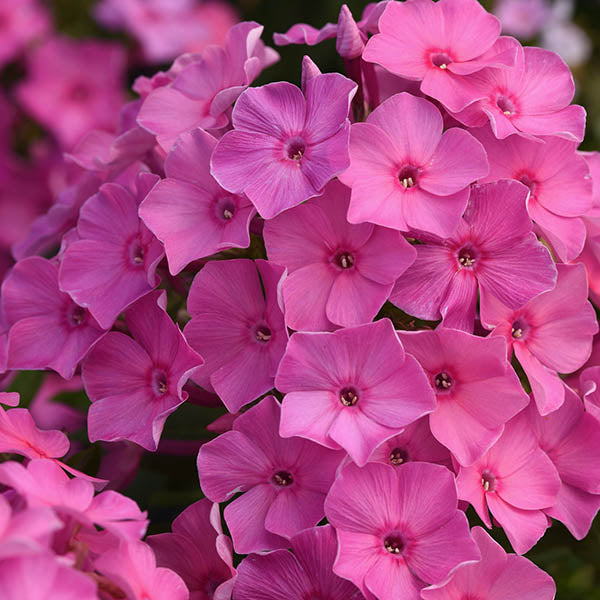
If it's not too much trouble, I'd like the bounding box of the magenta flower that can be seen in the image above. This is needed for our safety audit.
[95,0,237,63]
[398,328,529,466]
[82,291,204,451]
[16,37,127,149]
[391,180,556,332]
[59,180,164,330]
[581,366,600,423]
[0,493,62,559]
[0,404,68,460]
[234,525,364,600]
[527,386,600,539]
[263,179,416,331]
[275,319,435,466]
[140,128,255,275]
[483,263,598,415]
[456,410,561,554]
[363,0,517,113]
[184,259,287,413]
[210,72,357,219]
[453,42,585,142]
[0,458,148,542]
[95,540,189,600]
[147,499,236,600]
[338,92,489,238]
[2,257,107,379]
[137,22,279,151]
[0,555,99,600]
[368,416,452,471]
[0,0,50,69]
[495,0,551,39]
[325,461,480,600]
[0,392,19,407]
[197,396,343,554]
[475,126,593,261]
[421,526,556,600]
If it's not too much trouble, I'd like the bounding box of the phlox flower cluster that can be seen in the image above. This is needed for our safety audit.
[1,0,600,598]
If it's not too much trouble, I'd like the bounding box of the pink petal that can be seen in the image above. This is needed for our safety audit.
[419,128,489,196]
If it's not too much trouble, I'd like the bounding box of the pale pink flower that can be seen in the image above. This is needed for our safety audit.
[338,92,489,238]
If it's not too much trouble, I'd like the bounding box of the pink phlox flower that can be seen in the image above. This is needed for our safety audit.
[274,2,388,46]
[576,151,600,302]
[147,499,236,600]
[0,397,105,486]
[0,494,63,559]
[527,385,600,539]
[494,0,552,39]
[82,290,204,451]
[2,257,107,379]
[580,366,600,423]
[0,458,148,544]
[338,92,489,238]
[137,21,279,151]
[263,179,416,331]
[184,259,287,413]
[475,125,593,262]
[452,40,585,143]
[0,0,50,69]
[274,2,389,60]
[95,0,238,64]
[0,554,99,600]
[197,396,344,554]
[140,128,255,275]
[95,539,189,600]
[234,525,364,600]
[421,526,556,600]
[398,328,529,466]
[276,318,436,466]
[59,178,164,329]
[210,70,357,219]
[456,409,561,554]
[391,180,557,332]
[16,37,127,149]
[325,461,480,600]
[11,171,102,262]
[65,101,157,177]
[368,416,452,471]
[482,263,598,415]
[363,0,518,113]
[0,392,19,407]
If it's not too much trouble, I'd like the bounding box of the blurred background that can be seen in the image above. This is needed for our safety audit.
[1,1,599,598]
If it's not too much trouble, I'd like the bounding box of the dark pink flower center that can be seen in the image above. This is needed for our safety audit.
[215,196,236,221]
[511,318,528,340]
[481,469,497,492]
[340,386,359,406]
[398,165,419,189]
[333,251,355,270]
[517,172,538,196]
[434,371,453,391]
[67,305,87,327]
[383,534,405,554]
[69,83,92,103]
[272,470,294,486]
[128,237,145,267]
[457,246,477,268]
[389,447,408,466]
[254,324,272,343]
[430,51,453,70]
[496,94,517,116]
[285,137,306,162]
[151,369,168,396]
